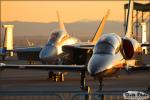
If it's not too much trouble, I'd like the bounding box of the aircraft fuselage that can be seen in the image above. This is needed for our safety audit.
[88,33,141,78]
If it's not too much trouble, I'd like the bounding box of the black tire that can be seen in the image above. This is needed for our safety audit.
[49,72,54,79]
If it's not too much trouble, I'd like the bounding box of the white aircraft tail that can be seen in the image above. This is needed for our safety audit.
[125,0,134,38]
[56,11,66,32]
[26,39,34,47]
[91,10,110,44]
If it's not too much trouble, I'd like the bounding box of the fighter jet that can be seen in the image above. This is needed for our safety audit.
[88,0,140,77]
[87,0,150,91]
[15,11,80,64]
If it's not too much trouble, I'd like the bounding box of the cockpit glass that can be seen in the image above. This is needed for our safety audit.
[94,42,115,54]
[46,32,61,46]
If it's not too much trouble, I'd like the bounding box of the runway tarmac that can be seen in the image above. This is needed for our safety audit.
[0,68,150,91]
[0,56,150,100]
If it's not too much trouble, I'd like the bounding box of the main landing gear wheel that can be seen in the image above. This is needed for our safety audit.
[48,72,54,80]
[48,72,64,82]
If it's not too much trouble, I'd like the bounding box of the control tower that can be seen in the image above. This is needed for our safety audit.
[3,25,14,56]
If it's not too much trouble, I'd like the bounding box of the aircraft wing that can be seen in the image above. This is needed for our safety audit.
[141,43,150,47]
[0,63,86,72]
[14,47,42,61]
[129,65,150,71]
[63,43,94,52]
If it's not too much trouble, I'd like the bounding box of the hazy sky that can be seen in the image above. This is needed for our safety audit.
[1,1,149,23]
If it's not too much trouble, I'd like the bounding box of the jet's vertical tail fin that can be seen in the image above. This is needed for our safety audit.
[26,39,34,47]
[125,0,134,38]
[91,10,110,44]
[56,11,66,32]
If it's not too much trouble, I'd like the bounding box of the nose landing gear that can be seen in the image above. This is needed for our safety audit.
[48,71,64,82]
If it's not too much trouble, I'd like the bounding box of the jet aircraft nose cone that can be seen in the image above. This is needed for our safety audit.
[87,54,113,76]
[39,45,57,61]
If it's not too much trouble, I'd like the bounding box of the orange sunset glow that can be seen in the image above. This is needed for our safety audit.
[1,1,149,23]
